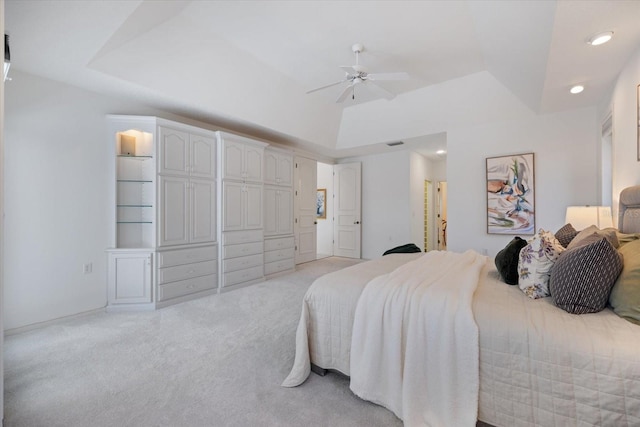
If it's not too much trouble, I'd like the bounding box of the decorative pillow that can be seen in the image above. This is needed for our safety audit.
[495,237,527,285]
[567,225,619,250]
[616,231,640,247]
[518,229,565,299]
[555,223,578,248]
[609,239,640,324]
[549,234,623,314]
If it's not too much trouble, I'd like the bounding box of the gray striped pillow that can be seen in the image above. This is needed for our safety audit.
[549,234,623,314]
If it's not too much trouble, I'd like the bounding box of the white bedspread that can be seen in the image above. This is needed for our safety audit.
[283,252,640,426]
[349,250,486,427]
[282,253,421,387]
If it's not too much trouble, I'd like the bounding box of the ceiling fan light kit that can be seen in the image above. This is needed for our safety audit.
[307,42,410,103]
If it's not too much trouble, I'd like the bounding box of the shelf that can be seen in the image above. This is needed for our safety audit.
[117,221,153,224]
[117,155,153,159]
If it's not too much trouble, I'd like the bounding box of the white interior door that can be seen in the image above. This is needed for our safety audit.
[333,163,362,258]
[333,162,361,258]
[294,156,317,264]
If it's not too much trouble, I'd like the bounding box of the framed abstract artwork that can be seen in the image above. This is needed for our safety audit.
[637,84,640,161]
[316,188,326,219]
[486,153,535,234]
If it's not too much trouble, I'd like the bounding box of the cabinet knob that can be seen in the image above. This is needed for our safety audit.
[354,220,360,225]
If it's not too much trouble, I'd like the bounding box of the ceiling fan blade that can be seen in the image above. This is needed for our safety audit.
[336,84,354,103]
[307,80,347,94]
[366,81,396,100]
[367,72,410,81]
[340,65,356,74]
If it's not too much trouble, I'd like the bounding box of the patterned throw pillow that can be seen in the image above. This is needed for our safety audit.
[555,223,578,248]
[549,234,623,314]
[518,229,565,299]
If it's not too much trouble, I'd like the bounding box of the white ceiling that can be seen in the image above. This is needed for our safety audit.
[6,0,640,159]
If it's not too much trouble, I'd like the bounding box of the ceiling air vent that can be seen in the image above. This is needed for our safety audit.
[386,141,404,147]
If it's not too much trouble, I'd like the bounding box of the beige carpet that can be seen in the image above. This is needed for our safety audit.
[5,257,405,427]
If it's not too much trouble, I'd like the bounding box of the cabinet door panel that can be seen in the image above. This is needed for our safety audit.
[191,179,216,243]
[159,176,190,246]
[264,186,278,236]
[223,140,244,180]
[245,184,263,230]
[158,127,189,176]
[277,188,293,235]
[277,154,293,186]
[109,252,152,304]
[223,181,244,231]
[245,146,263,182]
[264,151,278,185]
[190,134,216,179]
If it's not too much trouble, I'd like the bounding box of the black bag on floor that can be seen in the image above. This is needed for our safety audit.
[382,243,422,256]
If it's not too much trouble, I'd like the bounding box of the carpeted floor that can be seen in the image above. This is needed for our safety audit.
[4,257,404,427]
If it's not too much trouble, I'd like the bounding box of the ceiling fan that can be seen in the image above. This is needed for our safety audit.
[307,43,410,103]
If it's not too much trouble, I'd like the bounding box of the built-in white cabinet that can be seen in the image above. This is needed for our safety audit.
[158,127,216,179]
[158,174,216,246]
[264,150,293,186]
[222,181,263,231]
[217,132,268,290]
[264,186,293,236]
[222,137,264,182]
[107,116,218,311]
[263,147,295,276]
[107,250,153,305]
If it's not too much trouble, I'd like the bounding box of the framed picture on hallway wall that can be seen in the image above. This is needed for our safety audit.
[316,188,326,219]
[637,84,640,161]
[486,153,535,235]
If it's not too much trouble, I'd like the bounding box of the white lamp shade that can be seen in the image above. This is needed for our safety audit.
[565,206,613,230]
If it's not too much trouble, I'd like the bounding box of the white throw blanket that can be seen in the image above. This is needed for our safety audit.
[349,250,485,427]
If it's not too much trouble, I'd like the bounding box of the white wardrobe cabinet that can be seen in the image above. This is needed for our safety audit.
[221,137,264,182]
[107,115,218,311]
[217,132,268,290]
[263,147,295,277]
[264,186,293,236]
[158,176,216,247]
[264,150,293,186]
[158,127,216,179]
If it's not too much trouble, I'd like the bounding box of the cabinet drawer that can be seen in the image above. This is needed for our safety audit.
[157,260,217,285]
[265,258,295,276]
[264,236,294,252]
[223,254,263,273]
[157,274,217,302]
[222,265,263,288]
[264,247,295,264]
[224,241,263,259]
[223,230,263,245]
[157,245,217,268]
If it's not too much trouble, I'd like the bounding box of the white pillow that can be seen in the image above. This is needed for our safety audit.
[518,229,565,299]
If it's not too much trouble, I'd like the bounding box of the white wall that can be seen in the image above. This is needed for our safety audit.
[3,71,162,330]
[316,162,334,257]
[409,152,428,251]
[446,107,599,257]
[341,151,411,259]
[602,44,640,223]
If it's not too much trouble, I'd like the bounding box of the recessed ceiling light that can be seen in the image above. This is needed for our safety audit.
[588,31,613,46]
[436,150,446,155]
[570,85,584,94]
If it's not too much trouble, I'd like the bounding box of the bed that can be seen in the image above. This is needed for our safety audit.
[283,187,640,427]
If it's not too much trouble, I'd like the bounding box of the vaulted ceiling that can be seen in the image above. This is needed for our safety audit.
[6,1,640,158]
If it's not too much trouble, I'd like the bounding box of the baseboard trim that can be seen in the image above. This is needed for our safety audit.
[4,307,106,336]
